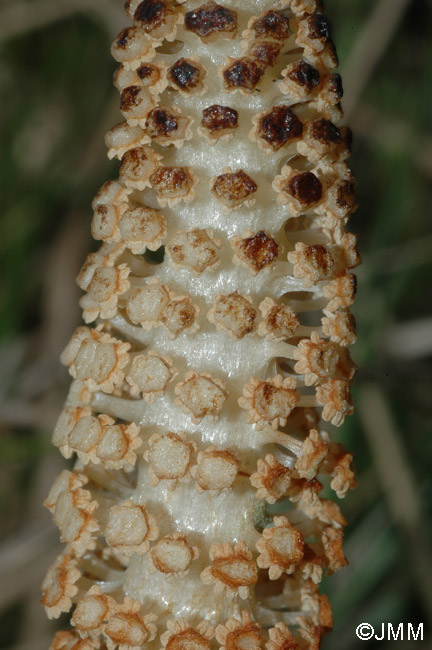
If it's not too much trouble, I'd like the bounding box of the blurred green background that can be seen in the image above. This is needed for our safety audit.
[0,0,431,648]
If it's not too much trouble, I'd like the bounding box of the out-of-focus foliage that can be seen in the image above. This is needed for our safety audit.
[0,0,431,648]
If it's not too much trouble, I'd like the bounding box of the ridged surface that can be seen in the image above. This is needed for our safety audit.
[42,1,359,648]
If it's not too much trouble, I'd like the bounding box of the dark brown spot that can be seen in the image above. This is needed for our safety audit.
[223,57,264,91]
[287,172,322,205]
[150,167,191,195]
[138,65,154,79]
[134,0,174,32]
[305,245,332,273]
[137,63,160,84]
[201,105,238,133]
[251,11,290,41]
[213,170,257,203]
[327,73,343,100]
[120,147,151,176]
[310,118,341,145]
[335,180,356,209]
[185,1,237,39]
[287,61,320,92]
[146,108,179,137]
[258,106,303,151]
[120,85,142,111]
[168,58,201,90]
[250,41,281,68]
[240,231,279,271]
[325,41,339,67]
[307,13,332,42]
[116,27,131,48]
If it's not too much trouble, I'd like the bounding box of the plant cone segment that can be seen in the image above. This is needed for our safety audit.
[42,1,359,648]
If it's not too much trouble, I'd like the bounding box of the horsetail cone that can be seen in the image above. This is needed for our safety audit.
[42,0,359,647]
